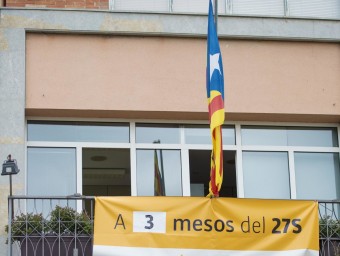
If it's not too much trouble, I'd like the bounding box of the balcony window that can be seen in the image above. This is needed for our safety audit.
[242,151,291,199]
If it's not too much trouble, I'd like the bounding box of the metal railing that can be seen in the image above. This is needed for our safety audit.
[7,196,95,256]
[319,201,340,256]
[6,196,340,256]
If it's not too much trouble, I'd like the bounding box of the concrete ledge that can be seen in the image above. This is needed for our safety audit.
[1,8,340,41]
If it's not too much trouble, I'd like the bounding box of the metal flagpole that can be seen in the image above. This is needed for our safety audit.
[154,140,166,195]
[214,0,218,33]
[159,149,166,195]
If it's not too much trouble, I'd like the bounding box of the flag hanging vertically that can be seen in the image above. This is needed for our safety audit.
[206,0,225,197]
[154,150,165,196]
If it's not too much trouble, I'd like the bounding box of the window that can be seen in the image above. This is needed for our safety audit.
[136,123,180,144]
[109,0,340,20]
[112,0,169,12]
[288,0,340,19]
[242,151,290,199]
[28,121,129,143]
[82,148,131,197]
[26,121,339,200]
[27,147,76,196]
[242,126,338,147]
[27,147,77,213]
[241,125,339,200]
[295,153,340,200]
[136,149,182,196]
[232,0,284,16]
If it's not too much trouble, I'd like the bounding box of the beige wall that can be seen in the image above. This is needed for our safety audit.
[26,33,340,122]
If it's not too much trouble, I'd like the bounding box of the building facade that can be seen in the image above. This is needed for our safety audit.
[1,1,340,255]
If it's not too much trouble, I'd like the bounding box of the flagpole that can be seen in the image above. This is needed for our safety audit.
[214,0,218,33]
[153,139,166,196]
[158,148,166,195]
[207,0,225,197]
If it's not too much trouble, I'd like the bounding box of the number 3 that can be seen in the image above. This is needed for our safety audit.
[145,215,154,229]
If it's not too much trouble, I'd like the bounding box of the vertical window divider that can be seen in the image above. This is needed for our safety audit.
[76,146,82,211]
[235,124,244,198]
[130,122,137,196]
[180,125,190,196]
[338,124,340,156]
[181,149,191,196]
[25,119,28,196]
[337,125,340,177]
[288,150,297,199]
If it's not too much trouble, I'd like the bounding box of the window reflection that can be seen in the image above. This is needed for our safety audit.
[295,152,340,200]
[136,149,182,196]
[243,151,290,199]
[136,124,180,144]
[27,147,77,213]
[288,128,338,147]
[28,121,129,143]
[242,126,338,147]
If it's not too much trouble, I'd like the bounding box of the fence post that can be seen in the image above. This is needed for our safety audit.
[8,197,12,256]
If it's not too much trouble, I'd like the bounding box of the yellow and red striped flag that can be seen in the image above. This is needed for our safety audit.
[206,0,225,197]
[154,150,165,196]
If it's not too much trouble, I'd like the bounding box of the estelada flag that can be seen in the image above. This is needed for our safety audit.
[206,0,225,197]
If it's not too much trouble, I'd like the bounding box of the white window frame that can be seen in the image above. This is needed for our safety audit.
[25,117,340,200]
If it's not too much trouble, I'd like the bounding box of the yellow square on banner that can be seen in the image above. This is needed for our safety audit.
[93,197,319,256]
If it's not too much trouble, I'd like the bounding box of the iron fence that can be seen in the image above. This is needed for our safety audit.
[319,201,340,256]
[7,196,95,256]
[6,197,340,256]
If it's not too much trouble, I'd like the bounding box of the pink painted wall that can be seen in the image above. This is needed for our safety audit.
[26,34,340,122]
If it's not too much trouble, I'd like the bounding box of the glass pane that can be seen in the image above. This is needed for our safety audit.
[27,121,129,143]
[288,128,338,147]
[136,149,182,196]
[295,153,340,200]
[242,126,288,146]
[27,148,77,213]
[114,0,169,12]
[27,147,76,196]
[232,0,284,16]
[243,151,290,199]
[242,126,338,147]
[136,124,180,144]
[172,0,225,14]
[289,0,340,19]
[184,125,235,145]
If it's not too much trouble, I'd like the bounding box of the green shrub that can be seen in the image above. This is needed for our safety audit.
[48,206,92,235]
[319,215,340,238]
[5,206,92,244]
[5,213,44,243]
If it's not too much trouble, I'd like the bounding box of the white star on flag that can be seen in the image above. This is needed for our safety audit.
[209,53,221,80]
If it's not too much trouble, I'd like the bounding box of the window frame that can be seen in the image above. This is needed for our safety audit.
[25,117,340,200]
